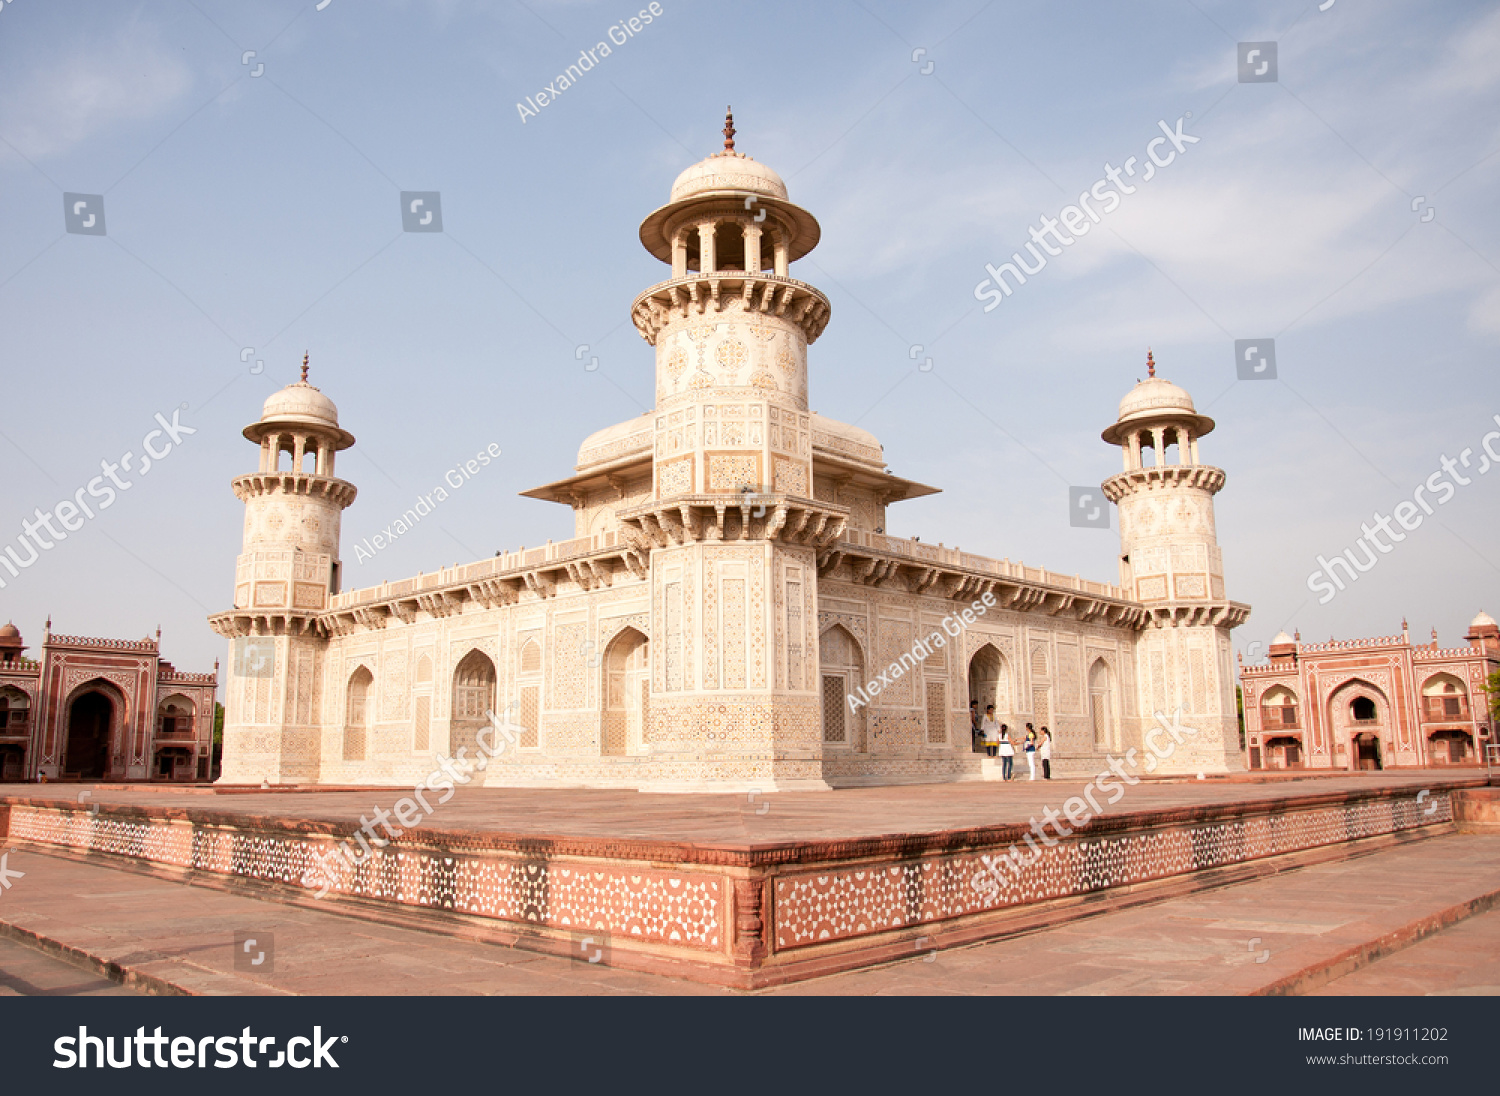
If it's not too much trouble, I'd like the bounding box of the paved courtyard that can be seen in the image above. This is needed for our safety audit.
[0,770,1467,846]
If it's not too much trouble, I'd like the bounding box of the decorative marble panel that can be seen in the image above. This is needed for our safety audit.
[773,795,1452,949]
[658,455,694,498]
[774,458,808,497]
[707,453,762,493]
[8,807,722,951]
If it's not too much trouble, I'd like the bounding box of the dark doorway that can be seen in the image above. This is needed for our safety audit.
[65,691,112,778]
[1353,732,1383,771]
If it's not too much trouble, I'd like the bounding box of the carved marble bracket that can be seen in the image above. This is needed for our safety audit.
[815,546,1150,628]
[631,273,832,346]
[618,496,848,550]
[1102,464,1226,501]
[208,610,328,640]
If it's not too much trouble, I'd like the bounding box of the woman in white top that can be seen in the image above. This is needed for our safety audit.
[1039,726,1053,780]
[997,725,1015,780]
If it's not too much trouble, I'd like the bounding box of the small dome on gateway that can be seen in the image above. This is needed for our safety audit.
[1471,610,1497,629]
[1270,631,1295,648]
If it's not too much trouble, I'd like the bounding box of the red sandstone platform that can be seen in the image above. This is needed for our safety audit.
[0,773,1488,989]
[0,770,1474,841]
[4,833,1499,996]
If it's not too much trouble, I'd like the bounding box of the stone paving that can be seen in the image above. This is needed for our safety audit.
[0,936,137,996]
[1312,908,1500,996]
[1,831,1497,996]
[0,771,1467,845]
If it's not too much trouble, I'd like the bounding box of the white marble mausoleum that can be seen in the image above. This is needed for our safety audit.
[210,117,1250,791]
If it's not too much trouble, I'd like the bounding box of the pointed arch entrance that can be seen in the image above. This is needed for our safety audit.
[64,687,115,779]
[602,628,649,756]
[967,642,1008,752]
[451,649,497,760]
[819,624,865,750]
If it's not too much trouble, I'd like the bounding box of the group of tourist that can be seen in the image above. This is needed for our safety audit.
[969,701,1051,780]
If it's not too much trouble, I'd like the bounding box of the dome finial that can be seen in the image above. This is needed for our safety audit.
[301,352,310,384]
[723,106,735,152]
[1146,348,1155,378]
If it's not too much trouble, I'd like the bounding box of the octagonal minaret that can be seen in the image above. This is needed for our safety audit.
[1101,351,1248,773]
[210,357,357,784]
[617,111,847,790]
[631,108,828,499]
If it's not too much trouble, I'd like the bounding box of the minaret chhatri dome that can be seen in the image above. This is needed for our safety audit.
[638,107,820,270]
[1099,349,1249,774]
[1102,350,1214,447]
[244,353,354,450]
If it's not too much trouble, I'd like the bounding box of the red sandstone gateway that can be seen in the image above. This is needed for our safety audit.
[1241,614,1499,772]
[0,620,217,783]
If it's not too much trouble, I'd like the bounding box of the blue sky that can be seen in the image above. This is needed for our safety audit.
[1,0,1497,677]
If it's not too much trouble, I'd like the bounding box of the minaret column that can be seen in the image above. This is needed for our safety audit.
[697,220,716,273]
[1101,350,1246,775]
[744,224,763,275]
[628,108,835,791]
[210,356,358,786]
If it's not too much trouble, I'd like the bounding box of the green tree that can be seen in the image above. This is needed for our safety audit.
[1236,685,1246,750]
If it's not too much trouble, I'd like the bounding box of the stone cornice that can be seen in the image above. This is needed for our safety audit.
[280,543,652,640]
[617,495,848,549]
[231,472,357,509]
[208,611,326,640]
[818,540,1150,628]
[1101,464,1225,501]
[631,273,831,346]
[1144,602,1252,630]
